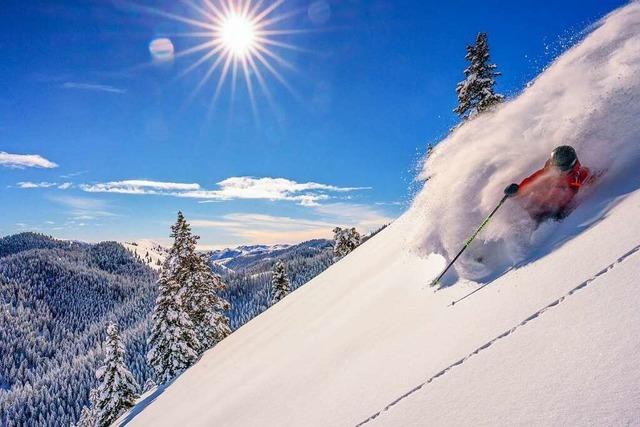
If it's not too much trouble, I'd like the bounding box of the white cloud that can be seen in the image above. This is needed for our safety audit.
[61,82,126,94]
[0,151,58,169]
[17,181,58,189]
[60,170,87,179]
[81,179,201,195]
[16,181,73,189]
[190,204,395,246]
[79,176,369,206]
[375,201,404,206]
[192,213,335,231]
[191,213,336,244]
[215,176,367,198]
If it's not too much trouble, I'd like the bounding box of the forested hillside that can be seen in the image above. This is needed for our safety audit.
[0,233,337,425]
[212,239,334,329]
[0,233,157,426]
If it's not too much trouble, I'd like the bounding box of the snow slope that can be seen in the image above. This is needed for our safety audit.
[121,240,167,270]
[366,238,640,427]
[122,4,640,426]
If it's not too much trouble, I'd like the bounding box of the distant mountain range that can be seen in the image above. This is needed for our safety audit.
[120,239,334,275]
[208,239,332,272]
[209,244,291,262]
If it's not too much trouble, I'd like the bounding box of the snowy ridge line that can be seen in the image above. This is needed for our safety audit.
[355,243,640,426]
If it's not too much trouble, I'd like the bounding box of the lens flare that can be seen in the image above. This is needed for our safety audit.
[149,38,175,61]
[140,0,312,117]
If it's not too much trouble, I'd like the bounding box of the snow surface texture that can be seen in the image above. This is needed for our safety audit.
[362,241,640,426]
[121,4,640,427]
[414,3,640,281]
[121,240,167,270]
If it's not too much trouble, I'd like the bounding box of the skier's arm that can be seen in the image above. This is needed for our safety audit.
[505,167,546,198]
[518,168,546,190]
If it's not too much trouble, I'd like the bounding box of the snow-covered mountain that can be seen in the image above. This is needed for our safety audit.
[210,244,291,263]
[122,240,333,274]
[121,240,168,270]
[121,4,640,426]
[208,240,331,272]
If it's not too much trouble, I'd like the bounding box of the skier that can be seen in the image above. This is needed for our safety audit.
[431,145,594,289]
[504,145,592,223]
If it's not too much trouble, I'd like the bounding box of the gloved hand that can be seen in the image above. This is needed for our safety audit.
[504,183,519,197]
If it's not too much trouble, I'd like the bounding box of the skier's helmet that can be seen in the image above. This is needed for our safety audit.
[550,145,578,172]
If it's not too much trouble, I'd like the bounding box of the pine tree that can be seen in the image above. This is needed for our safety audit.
[183,252,231,350]
[147,212,201,384]
[143,378,156,393]
[76,389,98,427]
[270,260,290,304]
[92,323,139,426]
[332,227,361,261]
[332,227,344,261]
[454,32,504,120]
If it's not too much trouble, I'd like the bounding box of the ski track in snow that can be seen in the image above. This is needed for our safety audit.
[356,243,640,427]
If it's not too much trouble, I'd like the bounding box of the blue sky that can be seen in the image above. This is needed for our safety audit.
[0,0,627,248]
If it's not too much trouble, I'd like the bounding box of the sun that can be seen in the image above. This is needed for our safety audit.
[141,0,309,116]
[219,13,256,58]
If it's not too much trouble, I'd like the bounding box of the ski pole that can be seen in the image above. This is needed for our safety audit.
[429,191,513,288]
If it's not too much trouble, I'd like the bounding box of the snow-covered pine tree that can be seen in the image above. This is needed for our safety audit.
[76,407,96,427]
[92,323,139,426]
[454,32,504,120]
[332,227,361,261]
[332,227,344,261]
[76,389,98,427]
[183,252,231,350]
[143,378,156,393]
[270,260,291,304]
[347,227,361,252]
[147,212,201,384]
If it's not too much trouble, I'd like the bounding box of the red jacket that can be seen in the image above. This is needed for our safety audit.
[518,160,591,220]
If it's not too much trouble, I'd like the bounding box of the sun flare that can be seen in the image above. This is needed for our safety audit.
[142,0,308,115]
[219,13,256,58]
